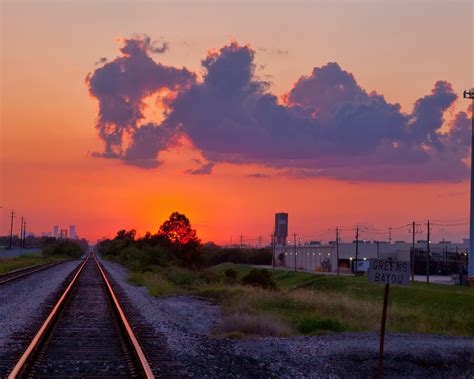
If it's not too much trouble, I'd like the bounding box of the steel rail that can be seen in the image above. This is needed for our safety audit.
[8,252,155,379]
[8,254,90,379]
[93,254,155,379]
[0,260,70,285]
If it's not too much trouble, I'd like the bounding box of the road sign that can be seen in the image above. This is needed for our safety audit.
[368,259,410,286]
[368,259,411,379]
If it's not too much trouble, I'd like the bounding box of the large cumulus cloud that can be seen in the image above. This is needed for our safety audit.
[85,35,195,167]
[86,36,471,181]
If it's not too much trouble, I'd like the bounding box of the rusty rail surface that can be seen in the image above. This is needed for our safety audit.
[93,254,155,378]
[8,252,155,379]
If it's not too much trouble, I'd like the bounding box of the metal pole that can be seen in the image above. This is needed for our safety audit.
[240,234,243,264]
[411,221,415,282]
[271,233,275,271]
[426,221,430,284]
[377,283,390,379]
[355,226,359,274]
[462,88,474,279]
[9,210,15,250]
[468,90,474,278]
[471,92,474,279]
[20,216,24,251]
[336,227,340,275]
[294,232,297,272]
[23,221,27,248]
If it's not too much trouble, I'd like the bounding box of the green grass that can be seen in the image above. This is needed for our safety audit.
[126,263,474,337]
[0,253,63,274]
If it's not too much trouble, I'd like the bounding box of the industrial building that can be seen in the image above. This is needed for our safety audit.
[274,239,469,274]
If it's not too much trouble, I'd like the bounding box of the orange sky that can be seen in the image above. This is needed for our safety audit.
[1,1,472,243]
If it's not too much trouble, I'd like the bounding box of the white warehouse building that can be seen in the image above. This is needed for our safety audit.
[274,239,469,273]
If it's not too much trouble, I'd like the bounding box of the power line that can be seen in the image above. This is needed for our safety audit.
[430,217,469,223]
[431,222,469,227]
[216,216,467,247]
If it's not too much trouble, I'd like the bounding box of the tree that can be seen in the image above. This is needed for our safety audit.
[241,269,277,289]
[43,240,85,259]
[158,212,202,268]
[158,212,200,245]
[116,229,136,240]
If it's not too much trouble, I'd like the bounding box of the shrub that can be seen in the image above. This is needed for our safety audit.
[198,270,221,284]
[224,268,238,279]
[164,266,195,286]
[241,269,277,290]
[202,247,272,267]
[42,240,84,259]
[217,313,293,337]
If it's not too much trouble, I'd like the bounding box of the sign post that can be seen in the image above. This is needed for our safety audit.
[368,259,410,379]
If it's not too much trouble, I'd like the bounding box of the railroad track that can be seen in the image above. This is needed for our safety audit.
[8,253,154,379]
[0,261,71,286]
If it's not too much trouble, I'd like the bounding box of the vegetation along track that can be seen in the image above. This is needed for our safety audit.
[0,261,71,286]
[8,253,155,379]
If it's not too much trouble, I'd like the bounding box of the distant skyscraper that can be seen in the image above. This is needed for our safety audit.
[53,225,59,239]
[69,225,76,240]
[274,213,288,245]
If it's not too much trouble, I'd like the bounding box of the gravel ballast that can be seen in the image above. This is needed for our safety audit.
[0,261,80,354]
[102,261,474,378]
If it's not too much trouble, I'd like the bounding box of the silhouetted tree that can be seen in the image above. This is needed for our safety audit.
[158,212,200,245]
[98,214,203,269]
[116,229,136,240]
[43,240,85,259]
[158,212,202,268]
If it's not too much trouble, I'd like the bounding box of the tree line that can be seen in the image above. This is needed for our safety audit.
[97,212,272,270]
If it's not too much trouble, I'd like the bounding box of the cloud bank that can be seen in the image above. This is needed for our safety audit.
[86,35,471,182]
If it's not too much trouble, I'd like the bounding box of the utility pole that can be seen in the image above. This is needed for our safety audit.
[463,88,474,281]
[271,232,275,270]
[240,235,243,264]
[376,240,380,259]
[426,221,430,284]
[294,232,297,272]
[23,220,27,248]
[354,226,359,274]
[336,227,340,275]
[20,216,24,250]
[444,246,448,274]
[9,210,15,250]
[388,227,392,244]
[411,221,416,282]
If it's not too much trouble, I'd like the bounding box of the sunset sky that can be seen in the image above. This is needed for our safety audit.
[1,0,473,244]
